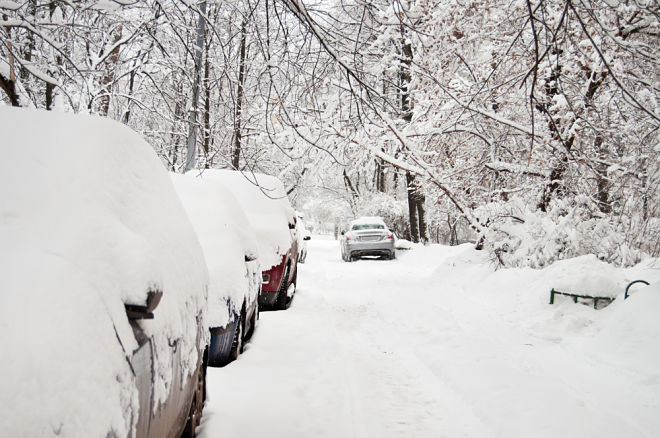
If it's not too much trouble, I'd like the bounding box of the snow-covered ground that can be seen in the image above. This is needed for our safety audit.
[199,235,660,438]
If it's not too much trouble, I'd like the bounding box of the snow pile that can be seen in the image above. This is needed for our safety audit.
[171,173,260,328]
[586,281,660,374]
[0,107,209,437]
[194,169,295,270]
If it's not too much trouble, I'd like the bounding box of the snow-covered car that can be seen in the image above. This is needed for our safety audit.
[205,170,299,310]
[296,211,312,263]
[171,173,260,366]
[340,216,396,261]
[0,108,209,438]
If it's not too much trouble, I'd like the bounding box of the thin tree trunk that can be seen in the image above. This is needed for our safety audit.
[417,190,428,243]
[400,24,418,241]
[202,43,211,166]
[0,22,20,106]
[99,25,123,116]
[406,172,419,242]
[185,1,207,172]
[593,136,611,214]
[231,19,248,170]
[123,67,136,123]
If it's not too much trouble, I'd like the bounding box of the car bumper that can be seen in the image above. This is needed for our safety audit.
[346,240,395,257]
[258,290,279,307]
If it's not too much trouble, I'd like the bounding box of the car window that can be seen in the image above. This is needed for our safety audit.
[351,224,385,230]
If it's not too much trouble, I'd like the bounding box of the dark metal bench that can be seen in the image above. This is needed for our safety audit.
[550,280,650,310]
[549,288,615,309]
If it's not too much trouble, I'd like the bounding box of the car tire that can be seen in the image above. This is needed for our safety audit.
[181,354,206,438]
[245,301,258,341]
[229,314,244,361]
[275,264,291,310]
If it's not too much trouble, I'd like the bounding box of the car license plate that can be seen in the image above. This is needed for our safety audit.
[360,235,381,242]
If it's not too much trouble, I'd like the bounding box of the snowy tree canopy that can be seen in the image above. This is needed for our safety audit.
[1,0,658,266]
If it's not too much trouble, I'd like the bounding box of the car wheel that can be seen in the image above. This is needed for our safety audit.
[229,314,244,361]
[275,265,291,310]
[181,354,206,438]
[246,301,258,341]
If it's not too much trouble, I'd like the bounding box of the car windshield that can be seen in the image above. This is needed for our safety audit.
[351,224,385,231]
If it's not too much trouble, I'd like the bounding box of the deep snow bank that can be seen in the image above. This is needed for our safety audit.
[398,243,660,374]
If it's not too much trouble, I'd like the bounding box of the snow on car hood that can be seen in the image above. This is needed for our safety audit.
[191,169,295,270]
[172,173,260,328]
[0,107,209,437]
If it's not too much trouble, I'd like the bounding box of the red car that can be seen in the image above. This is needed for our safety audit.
[207,170,299,310]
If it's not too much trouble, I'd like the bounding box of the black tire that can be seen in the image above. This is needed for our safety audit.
[275,264,291,310]
[181,354,206,438]
[245,301,258,341]
[229,314,244,361]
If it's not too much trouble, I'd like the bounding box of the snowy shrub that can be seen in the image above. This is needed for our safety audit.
[479,196,646,269]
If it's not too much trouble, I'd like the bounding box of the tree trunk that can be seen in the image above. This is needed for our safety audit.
[231,19,248,170]
[406,172,419,242]
[123,67,136,123]
[185,1,207,172]
[593,136,611,214]
[416,190,428,243]
[202,41,212,167]
[0,23,20,106]
[99,25,123,116]
[375,157,386,192]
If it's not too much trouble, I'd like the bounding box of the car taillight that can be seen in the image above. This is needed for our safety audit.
[346,236,352,241]
[386,234,394,240]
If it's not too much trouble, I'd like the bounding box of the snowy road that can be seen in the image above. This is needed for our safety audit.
[198,236,660,438]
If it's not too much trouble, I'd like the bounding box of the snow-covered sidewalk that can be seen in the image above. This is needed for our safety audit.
[198,236,660,438]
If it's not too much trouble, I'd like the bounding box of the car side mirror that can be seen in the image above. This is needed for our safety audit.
[125,290,163,320]
[303,235,311,241]
[288,222,296,230]
[245,252,258,262]
[340,231,345,236]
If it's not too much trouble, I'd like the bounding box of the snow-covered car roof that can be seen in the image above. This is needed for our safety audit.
[0,107,209,437]
[171,172,260,328]
[194,169,295,270]
[350,216,388,228]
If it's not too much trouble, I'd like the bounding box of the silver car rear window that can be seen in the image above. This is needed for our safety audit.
[351,224,385,230]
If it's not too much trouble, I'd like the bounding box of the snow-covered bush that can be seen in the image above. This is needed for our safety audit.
[479,196,646,269]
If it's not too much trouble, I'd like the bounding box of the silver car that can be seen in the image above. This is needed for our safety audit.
[340,217,396,261]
